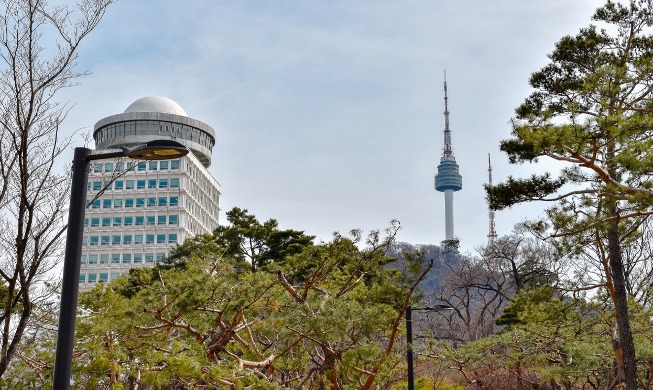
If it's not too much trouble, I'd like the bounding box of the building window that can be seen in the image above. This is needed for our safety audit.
[170,178,179,188]
[171,160,180,170]
[79,274,86,283]
[91,218,100,227]
[80,254,87,265]
[146,216,155,226]
[101,236,110,245]
[169,196,178,206]
[158,197,167,206]
[110,273,120,281]
[134,253,142,263]
[103,199,111,208]
[145,253,154,263]
[102,217,111,227]
[112,235,121,245]
[113,217,122,226]
[157,234,166,244]
[123,235,132,244]
[137,180,146,189]
[100,254,109,264]
[126,180,135,190]
[156,253,165,262]
[136,198,145,207]
[134,235,143,244]
[104,163,114,172]
[168,233,177,243]
[135,216,144,226]
[160,161,168,170]
[169,215,178,225]
[147,197,156,207]
[146,234,154,244]
[88,273,97,283]
[93,164,102,173]
[122,254,132,264]
[93,181,102,191]
[158,215,166,225]
[148,179,157,189]
[112,254,120,264]
[114,180,124,190]
[124,216,133,226]
[125,198,134,208]
[92,200,101,209]
[137,162,146,171]
[99,273,108,283]
[114,199,123,208]
[149,161,157,171]
[90,236,99,246]
[84,218,89,227]
[89,254,98,264]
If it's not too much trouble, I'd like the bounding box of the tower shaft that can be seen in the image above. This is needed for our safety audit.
[444,190,454,240]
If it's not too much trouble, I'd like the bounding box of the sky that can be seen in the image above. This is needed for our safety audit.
[58,0,600,253]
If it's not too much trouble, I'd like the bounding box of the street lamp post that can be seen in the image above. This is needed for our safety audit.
[52,140,189,390]
[406,304,453,390]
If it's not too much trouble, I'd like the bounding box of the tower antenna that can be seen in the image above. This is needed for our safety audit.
[443,70,452,157]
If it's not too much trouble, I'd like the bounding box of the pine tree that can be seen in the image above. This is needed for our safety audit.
[487,1,653,388]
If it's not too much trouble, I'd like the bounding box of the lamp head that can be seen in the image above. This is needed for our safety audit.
[125,140,189,160]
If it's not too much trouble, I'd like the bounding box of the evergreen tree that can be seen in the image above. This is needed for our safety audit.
[487,1,653,387]
[61,215,430,389]
[211,207,314,272]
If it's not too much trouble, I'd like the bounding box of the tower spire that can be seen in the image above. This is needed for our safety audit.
[434,71,462,242]
[443,70,452,158]
[487,154,497,243]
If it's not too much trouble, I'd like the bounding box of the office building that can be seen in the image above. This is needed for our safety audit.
[78,96,221,287]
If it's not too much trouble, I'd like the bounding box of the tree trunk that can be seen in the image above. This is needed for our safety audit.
[607,217,638,389]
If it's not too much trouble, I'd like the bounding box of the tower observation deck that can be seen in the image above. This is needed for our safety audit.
[434,74,462,241]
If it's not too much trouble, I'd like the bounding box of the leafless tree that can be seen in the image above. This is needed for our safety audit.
[0,0,113,377]
[482,234,564,293]
[570,217,653,308]
[424,234,568,343]
[429,254,508,342]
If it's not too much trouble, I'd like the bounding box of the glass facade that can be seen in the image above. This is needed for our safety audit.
[94,120,215,150]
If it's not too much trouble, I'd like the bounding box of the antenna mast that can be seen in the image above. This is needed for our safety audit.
[487,153,497,243]
[443,70,452,158]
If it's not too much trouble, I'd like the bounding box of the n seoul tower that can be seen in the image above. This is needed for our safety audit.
[434,73,462,241]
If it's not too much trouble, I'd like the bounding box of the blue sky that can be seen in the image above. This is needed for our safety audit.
[59,0,599,253]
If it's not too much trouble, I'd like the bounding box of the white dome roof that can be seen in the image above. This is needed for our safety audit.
[124,96,188,116]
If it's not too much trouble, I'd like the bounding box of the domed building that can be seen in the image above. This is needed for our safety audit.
[79,97,221,288]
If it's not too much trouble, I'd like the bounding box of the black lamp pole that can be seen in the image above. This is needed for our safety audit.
[52,147,92,389]
[406,304,453,390]
[52,141,188,390]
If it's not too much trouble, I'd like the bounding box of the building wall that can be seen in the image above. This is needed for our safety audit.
[79,152,220,287]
